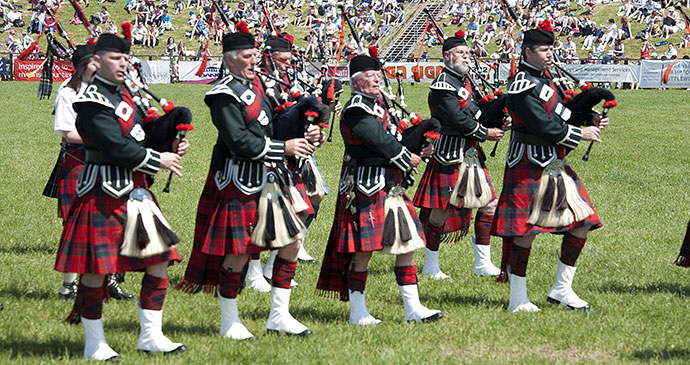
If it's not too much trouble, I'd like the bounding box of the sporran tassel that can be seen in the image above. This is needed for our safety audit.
[279,195,301,237]
[381,194,426,255]
[556,174,568,210]
[450,148,492,209]
[381,210,396,247]
[528,160,593,227]
[153,215,180,246]
[397,206,412,242]
[121,195,177,258]
[541,174,556,211]
[300,158,317,193]
[136,214,149,250]
[264,193,276,243]
[250,173,306,248]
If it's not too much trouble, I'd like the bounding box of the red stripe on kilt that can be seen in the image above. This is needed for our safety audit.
[54,173,180,274]
[491,158,602,237]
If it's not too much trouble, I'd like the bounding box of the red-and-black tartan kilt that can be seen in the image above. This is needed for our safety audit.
[54,173,180,274]
[317,164,425,301]
[332,167,425,254]
[418,207,472,241]
[286,159,316,217]
[491,157,602,237]
[57,145,84,219]
[180,170,280,290]
[413,149,496,210]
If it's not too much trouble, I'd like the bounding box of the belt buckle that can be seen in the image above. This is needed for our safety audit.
[129,187,152,201]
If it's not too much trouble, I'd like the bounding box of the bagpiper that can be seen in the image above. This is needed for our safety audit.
[316,54,442,325]
[176,24,314,339]
[491,20,608,312]
[413,30,509,280]
[54,33,188,360]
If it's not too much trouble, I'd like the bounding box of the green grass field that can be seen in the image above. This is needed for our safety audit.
[0,81,689,363]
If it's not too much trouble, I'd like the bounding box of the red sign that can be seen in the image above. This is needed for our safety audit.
[14,59,74,81]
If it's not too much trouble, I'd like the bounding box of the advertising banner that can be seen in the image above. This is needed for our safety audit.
[139,60,171,84]
[639,60,690,89]
[178,60,222,81]
[14,59,73,81]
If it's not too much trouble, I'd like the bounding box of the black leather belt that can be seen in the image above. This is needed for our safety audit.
[511,130,555,147]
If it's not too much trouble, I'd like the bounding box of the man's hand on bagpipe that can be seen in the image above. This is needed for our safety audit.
[285,138,315,159]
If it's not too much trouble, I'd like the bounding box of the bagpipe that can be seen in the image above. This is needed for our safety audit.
[122,57,194,193]
[548,62,617,161]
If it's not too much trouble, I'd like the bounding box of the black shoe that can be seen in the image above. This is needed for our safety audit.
[138,344,187,355]
[266,329,312,337]
[108,281,134,301]
[421,312,443,323]
[0,302,4,310]
[59,281,78,299]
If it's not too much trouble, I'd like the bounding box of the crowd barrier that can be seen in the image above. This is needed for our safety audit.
[3,52,690,89]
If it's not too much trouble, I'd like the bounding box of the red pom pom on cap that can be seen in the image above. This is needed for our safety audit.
[537,19,553,32]
[121,22,132,39]
[454,29,465,38]
[235,21,250,34]
[368,45,378,58]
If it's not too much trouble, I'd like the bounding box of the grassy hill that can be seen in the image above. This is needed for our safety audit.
[5,1,687,62]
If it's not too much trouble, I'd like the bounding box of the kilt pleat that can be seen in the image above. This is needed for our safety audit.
[57,146,85,219]
[491,158,602,237]
[54,173,180,274]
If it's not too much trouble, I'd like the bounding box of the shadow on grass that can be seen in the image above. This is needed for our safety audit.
[598,281,690,297]
[105,318,217,336]
[424,291,505,309]
[631,348,690,361]
[3,336,81,359]
[0,244,56,255]
[1,286,54,300]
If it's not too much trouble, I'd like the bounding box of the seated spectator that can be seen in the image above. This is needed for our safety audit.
[133,21,146,45]
[666,42,678,58]
[601,18,617,47]
[165,36,177,55]
[161,9,174,30]
[143,24,160,48]
[420,49,431,62]
[619,16,631,40]
[126,0,137,14]
[613,39,625,60]
[640,38,655,59]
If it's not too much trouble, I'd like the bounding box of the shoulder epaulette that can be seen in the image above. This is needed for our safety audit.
[430,72,456,92]
[507,72,537,95]
[206,74,259,106]
[74,84,115,109]
[344,94,377,117]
